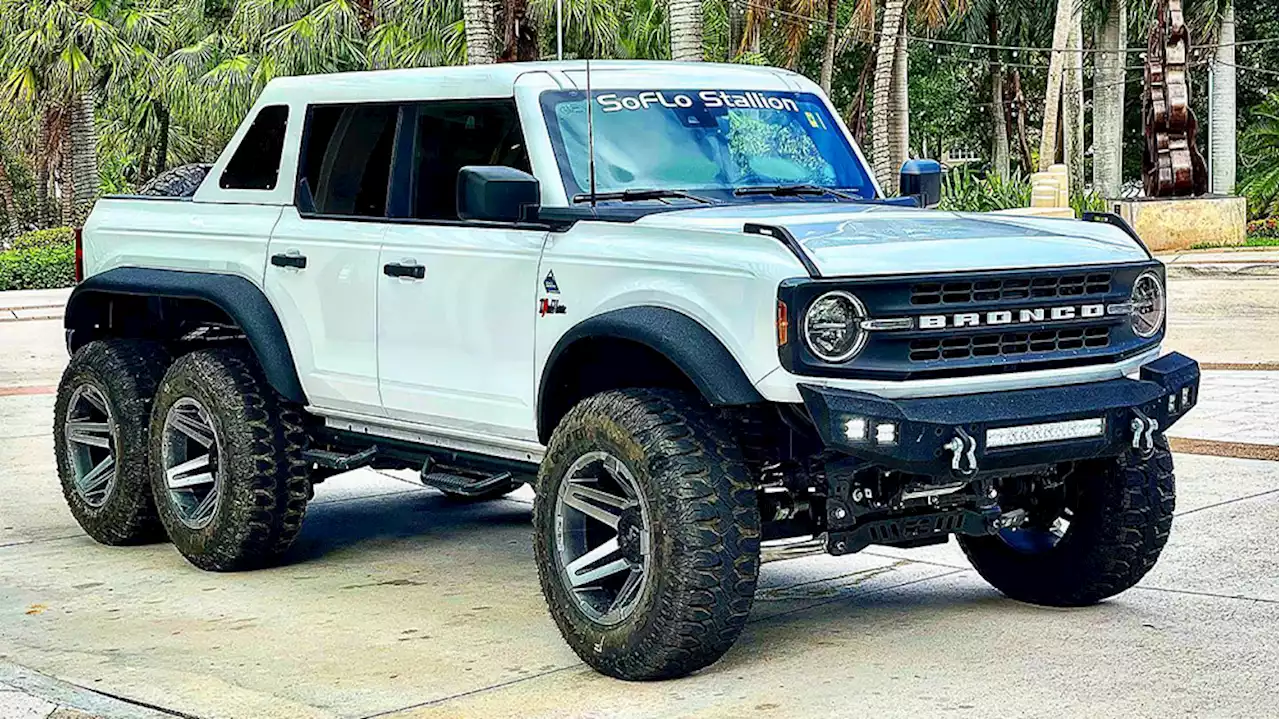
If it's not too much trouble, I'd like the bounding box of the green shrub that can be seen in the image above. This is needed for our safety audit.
[1247,217,1278,240]
[0,242,76,291]
[938,168,1032,212]
[1070,190,1108,218]
[9,227,74,251]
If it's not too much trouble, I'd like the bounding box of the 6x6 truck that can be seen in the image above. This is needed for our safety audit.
[58,61,1199,680]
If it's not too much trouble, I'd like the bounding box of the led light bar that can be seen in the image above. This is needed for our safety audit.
[986,418,1106,448]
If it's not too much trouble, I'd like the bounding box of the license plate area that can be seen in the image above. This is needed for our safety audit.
[985,418,1106,448]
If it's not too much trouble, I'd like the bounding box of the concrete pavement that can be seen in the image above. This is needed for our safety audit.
[0,260,1275,718]
[0,388,1275,718]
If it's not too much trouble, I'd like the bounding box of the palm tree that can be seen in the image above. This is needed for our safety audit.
[1208,1,1235,193]
[463,0,496,63]
[1092,0,1126,197]
[870,0,958,187]
[1038,0,1073,172]
[0,0,143,225]
[669,0,702,60]
[1236,92,1278,216]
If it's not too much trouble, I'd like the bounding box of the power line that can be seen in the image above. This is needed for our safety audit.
[737,0,1278,55]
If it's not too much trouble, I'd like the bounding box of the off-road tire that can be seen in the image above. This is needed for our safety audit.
[958,437,1175,606]
[54,340,171,545]
[533,389,761,681]
[149,348,310,571]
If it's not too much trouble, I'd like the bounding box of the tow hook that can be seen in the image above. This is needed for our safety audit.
[992,508,1028,531]
[944,428,978,477]
[1131,410,1158,459]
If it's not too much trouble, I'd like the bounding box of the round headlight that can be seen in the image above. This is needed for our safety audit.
[803,291,868,362]
[1130,271,1165,338]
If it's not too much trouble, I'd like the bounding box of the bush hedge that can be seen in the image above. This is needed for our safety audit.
[1247,217,1278,240]
[0,227,76,291]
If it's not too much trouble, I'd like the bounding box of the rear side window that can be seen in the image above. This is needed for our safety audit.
[408,100,530,220]
[298,104,398,217]
[220,105,289,190]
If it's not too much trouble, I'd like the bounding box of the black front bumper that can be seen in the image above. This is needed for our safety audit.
[800,352,1200,478]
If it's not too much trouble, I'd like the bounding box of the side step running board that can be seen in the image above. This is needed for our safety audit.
[420,469,517,497]
[302,445,378,471]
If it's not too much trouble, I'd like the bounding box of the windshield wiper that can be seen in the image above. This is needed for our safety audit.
[733,184,862,201]
[571,188,714,205]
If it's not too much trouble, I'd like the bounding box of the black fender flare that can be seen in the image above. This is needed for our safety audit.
[537,306,764,439]
[65,268,307,404]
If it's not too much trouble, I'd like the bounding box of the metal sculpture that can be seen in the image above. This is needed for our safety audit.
[1142,0,1209,196]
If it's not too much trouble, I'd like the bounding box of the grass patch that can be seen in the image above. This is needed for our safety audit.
[1189,235,1280,250]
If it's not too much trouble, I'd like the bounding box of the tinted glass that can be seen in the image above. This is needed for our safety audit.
[539,90,876,201]
[408,100,529,220]
[300,104,398,217]
[220,105,289,190]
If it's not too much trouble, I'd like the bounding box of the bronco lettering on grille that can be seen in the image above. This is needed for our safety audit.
[918,304,1105,330]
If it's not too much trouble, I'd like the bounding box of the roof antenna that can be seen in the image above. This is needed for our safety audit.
[585,57,597,207]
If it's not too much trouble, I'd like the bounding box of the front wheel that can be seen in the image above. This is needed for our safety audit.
[533,389,761,680]
[958,437,1175,606]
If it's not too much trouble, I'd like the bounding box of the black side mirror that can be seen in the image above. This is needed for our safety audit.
[899,159,942,209]
[457,166,540,222]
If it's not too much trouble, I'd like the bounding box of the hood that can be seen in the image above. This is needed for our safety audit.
[633,203,1150,277]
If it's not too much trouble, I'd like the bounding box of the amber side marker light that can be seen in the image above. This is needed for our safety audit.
[776,300,789,346]
[73,227,84,284]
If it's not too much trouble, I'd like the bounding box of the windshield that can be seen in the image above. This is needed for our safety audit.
[539,89,877,202]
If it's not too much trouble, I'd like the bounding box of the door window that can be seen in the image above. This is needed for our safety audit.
[407,100,530,220]
[220,105,289,190]
[299,104,398,217]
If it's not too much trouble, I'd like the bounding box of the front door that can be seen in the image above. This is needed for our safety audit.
[376,99,546,440]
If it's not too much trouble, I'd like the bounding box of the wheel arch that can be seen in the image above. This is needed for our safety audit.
[65,268,307,404]
[537,306,764,443]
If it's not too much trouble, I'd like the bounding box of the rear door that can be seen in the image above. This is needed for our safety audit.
[377,99,548,441]
[264,103,399,416]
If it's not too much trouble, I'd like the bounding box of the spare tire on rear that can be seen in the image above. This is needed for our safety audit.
[136,164,211,197]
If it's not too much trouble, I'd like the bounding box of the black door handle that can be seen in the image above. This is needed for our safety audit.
[383,262,425,279]
[271,253,307,269]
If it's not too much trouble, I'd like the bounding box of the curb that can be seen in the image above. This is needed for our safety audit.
[1164,263,1278,279]
[0,662,184,719]
[0,305,63,322]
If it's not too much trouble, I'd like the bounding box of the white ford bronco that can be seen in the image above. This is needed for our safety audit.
[59,61,1199,680]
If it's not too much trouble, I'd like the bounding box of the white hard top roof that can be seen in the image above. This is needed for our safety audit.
[260,60,815,105]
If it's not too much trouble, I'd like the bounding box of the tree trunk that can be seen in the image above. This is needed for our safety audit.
[497,0,539,61]
[670,0,703,61]
[845,47,876,146]
[1062,9,1084,193]
[36,113,53,228]
[1092,0,1126,197]
[0,159,19,240]
[62,94,99,226]
[728,0,745,60]
[463,0,495,64]
[154,103,171,178]
[891,22,909,166]
[1209,2,1236,193]
[1011,70,1033,174]
[819,0,839,93]
[1039,0,1074,170]
[989,13,1009,179]
[871,0,906,187]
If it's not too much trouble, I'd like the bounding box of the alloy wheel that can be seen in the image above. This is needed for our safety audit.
[553,451,652,626]
[160,397,223,530]
[64,384,117,508]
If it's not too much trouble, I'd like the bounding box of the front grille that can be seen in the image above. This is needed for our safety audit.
[908,326,1111,362]
[910,273,1112,305]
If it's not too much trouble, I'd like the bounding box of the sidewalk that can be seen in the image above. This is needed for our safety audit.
[0,288,71,322]
[1157,248,1279,277]
[0,662,174,719]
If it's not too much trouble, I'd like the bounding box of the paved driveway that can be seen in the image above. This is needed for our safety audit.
[0,260,1276,718]
[0,387,1276,719]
